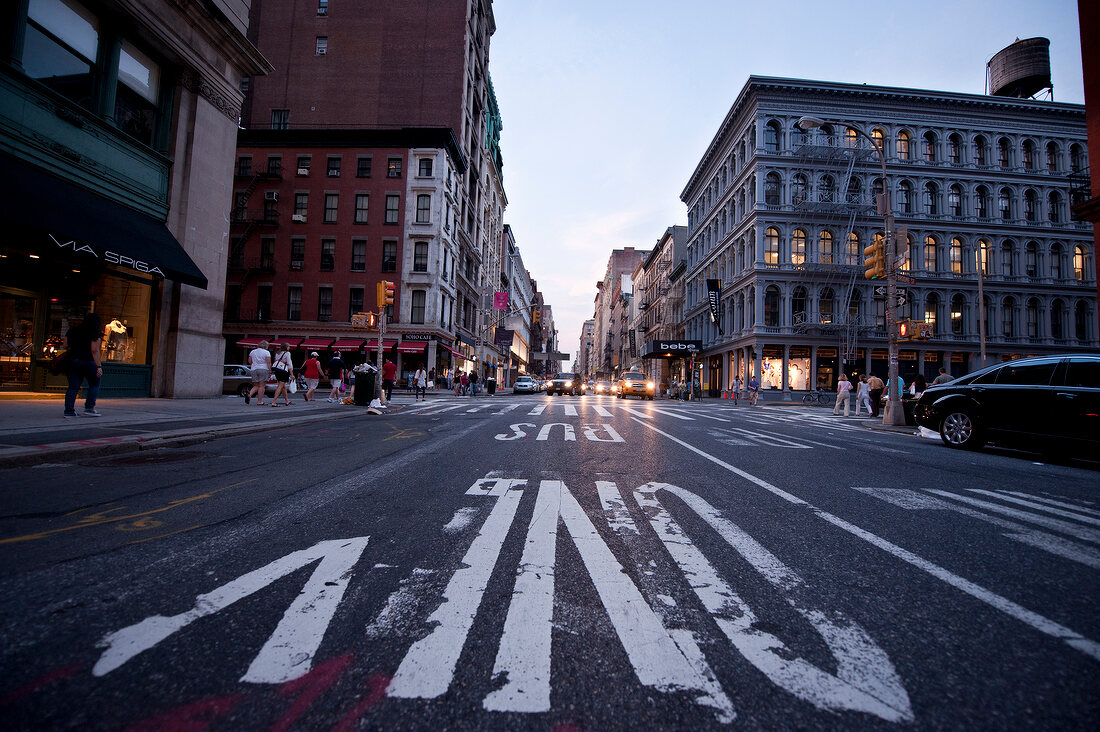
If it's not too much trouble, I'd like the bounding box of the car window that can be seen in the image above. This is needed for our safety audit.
[1063,359,1100,388]
[994,361,1058,386]
[970,369,999,384]
[623,373,646,379]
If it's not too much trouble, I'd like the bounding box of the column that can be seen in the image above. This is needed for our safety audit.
[782,343,791,398]
[810,345,818,392]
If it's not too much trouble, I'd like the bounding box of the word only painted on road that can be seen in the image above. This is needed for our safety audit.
[494,423,625,442]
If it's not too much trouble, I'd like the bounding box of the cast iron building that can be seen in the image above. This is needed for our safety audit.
[681,76,1096,398]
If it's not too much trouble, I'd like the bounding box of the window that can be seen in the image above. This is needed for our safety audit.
[998,188,1012,220]
[382,241,397,272]
[998,360,1057,385]
[315,36,327,55]
[326,156,341,177]
[1022,140,1036,170]
[385,194,400,224]
[297,156,311,175]
[978,239,991,275]
[922,131,937,162]
[924,182,939,216]
[23,0,99,108]
[974,135,988,166]
[413,241,429,272]
[387,157,403,178]
[1026,242,1039,277]
[294,192,308,219]
[1075,245,1087,281]
[764,173,781,206]
[819,174,835,202]
[1002,241,1015,277]
[1075,304,1092,343]
[411,290,426,324]
[260,237,274,270]
[764,286,780,326]
[924,294,939,332]
[845,127,858,149]
[948,133,962,164]
[1066,355,1099,384]
[846,232,860,265]
[998,137,1011,168]
[1026,298,1040,339]
[349,288,364,320]
[976,186,989,219]
[896,131,911,160]
[818,230,833,265]
[357,156,372,178]
[898,181,912,213]
[950,294,965,334]
[418,158,433,177]
[271,109,289,130]
[320,239,335,271]
[1070,143,1084,172]
[1048,192,1062,223]
[764,227,779,264]
[1051,299,1066,339]
[948,185,963,216]
[950,238,964,274]
[266,155,281,176]
[1046,142,1060,172]
[764,121,780,152]
[354,194,369,224]
[1024,190,1037,222]
[791,286,808,324]
[900,235,912,272]
[257,285,272,320]
[819,288,835,324]
[791,229,806,265]
[318,0,328,15]
[416,194,431,223]
[290,238,304,270]
[1050,243,1063,280]
[236,156,252,176]
[318,287,332,321]
[288,286,302,321]
[351,239,366,271]
[324,193,338,223]
[1002,297,1016,338]
[792,174,808,205]
[924,236,938,272]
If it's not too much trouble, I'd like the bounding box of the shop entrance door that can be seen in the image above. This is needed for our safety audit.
[0,288,37,390]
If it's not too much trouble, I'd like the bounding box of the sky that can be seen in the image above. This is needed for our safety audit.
[487,0,1086,362]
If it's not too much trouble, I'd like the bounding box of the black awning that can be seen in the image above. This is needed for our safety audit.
[0,155,208,289]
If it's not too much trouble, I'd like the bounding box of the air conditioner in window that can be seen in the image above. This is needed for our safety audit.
[292,214,306,223]
[264,191,278,201]
[297,168,310,176]
[317,48,326,56]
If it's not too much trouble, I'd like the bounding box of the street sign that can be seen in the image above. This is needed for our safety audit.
[874,286,886,296]
[895,274,916,284]
[351,312,377,330]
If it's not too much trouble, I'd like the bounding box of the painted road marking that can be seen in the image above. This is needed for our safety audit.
[593,405,614,417]
[564,404,578,416]
[633,416,1100,662]
[997,491,1100,516]
[966,489,1100,526]
[93,537,370,683]
[925,489,1100,544]
[494,423,622,442]
[528,404,546,416]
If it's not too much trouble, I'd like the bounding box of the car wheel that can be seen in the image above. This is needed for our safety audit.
[939,410,985,450]
[238,384,250,397]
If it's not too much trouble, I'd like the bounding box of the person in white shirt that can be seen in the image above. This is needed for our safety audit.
[246,340,271,405]
[413,366,428,401]
[854,375,873,417]
[833,373,852,417]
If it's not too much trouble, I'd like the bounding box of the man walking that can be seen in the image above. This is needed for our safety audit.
[932,367,954,385]
[382,358,397,401]
[326,351,345,403]
[867,373,885,418]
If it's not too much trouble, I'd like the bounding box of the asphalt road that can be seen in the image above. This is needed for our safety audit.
[0,394,1096,730]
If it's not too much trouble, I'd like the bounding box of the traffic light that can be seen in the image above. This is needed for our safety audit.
[532,308,541,324]
[376,280,395,309]
[898,318,912,341]
[864,238,885,280]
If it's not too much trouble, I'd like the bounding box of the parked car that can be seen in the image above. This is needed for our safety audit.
[223,364,302,397]
[546,372,584,396]
[617,372,656,400]
[513,375,539,394]
[913,354,1100,453]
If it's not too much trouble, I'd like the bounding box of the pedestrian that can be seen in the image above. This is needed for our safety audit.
[381,358,397,400]
[63,312,104,417]
[460,371,469,395]
[855,375,873,417]
[731,376,742,405]
[413,365,427,401]
[867,373,885,418]
[469,369,480,396]
[833,373,852,416]
[327,351,345,402]
[302,351,323,402]
[428,367,436,391]
[270,342,294,407]
[246,339,271,406]
[910,373,928,398]
[932,366,954,385]
[748,375,760,406]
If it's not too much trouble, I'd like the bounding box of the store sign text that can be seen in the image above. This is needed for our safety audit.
[51,234,165,278]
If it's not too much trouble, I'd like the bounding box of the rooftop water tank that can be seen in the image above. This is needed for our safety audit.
[988,37,1052,98]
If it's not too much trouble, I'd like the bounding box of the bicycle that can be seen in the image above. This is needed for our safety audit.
[801,388,830,405]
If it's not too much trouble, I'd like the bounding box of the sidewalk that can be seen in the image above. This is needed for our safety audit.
[0,391,436,468]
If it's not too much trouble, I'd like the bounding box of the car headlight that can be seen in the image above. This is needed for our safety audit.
[647,381,655,389]
[564,381,572,387]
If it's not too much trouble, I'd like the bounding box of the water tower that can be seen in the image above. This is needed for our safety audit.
[987,37,1053,99]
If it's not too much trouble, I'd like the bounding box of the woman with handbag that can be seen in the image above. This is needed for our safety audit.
[63,312,103,418]
[246,340,271,405]
[270,342,295,407]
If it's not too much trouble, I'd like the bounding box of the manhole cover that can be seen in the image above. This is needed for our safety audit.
[94,450,204,467]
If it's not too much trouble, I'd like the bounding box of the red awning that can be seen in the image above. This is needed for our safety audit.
[274,336,305,348]
[236,336,271,348]
[331,338,367,350]
[441,344,465,360]
[396,341,427,354]
[300,337,336,349]
[363,339,398,350]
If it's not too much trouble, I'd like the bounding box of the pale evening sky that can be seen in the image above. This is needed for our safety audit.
[488,0,1086,363]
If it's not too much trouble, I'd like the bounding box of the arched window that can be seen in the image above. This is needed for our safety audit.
[792,173,808,204]
[1070,143,1084,172]
[898,181,913,213]
[950,294,966,334]
[976,185,990,219]
[924,235,938,272]
[948,184,963,216]
[922,131,937,162]
[948,133,962,164]
[1022,140,1036,170]
[950,237,964,274]
[764,286,780,326]
[1048,191,1062,223]
[764,120,781,152]
[846,177,861,204]
[1075,245,1087,281]
[846,232,860,265]
[1076,301,1091,341]
[849,290,861,321]
[791,122,807,148]
[791,229,807,265]
[1002,297,1016,338]
[819,287,835,324]
[1046,142,1060,172]
[1051,299,1066,340]
[1026,241,1039,278]
[845,127,858,148]
[998,137,1012,168]
[820,174,835,202]
[998,188,1012,220]
[1024,189,1037,222]
[974,135,988,166]
[818,230,834,264]
[1002,240,1016,277]
[896,130,911,160]
[924,182,940,216]
[1026,297,1040,339]
[764,172,781,206]
[978,239,991,275]
[871,127,885,152]
[1050,242,1063,280]
[764,227,780,264]
[924,293,939,332]
[872,177,884,204]
[791,286,808,325]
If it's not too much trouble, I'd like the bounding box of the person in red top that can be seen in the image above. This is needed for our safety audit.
[382,358,398,401]
[302,351,324,402]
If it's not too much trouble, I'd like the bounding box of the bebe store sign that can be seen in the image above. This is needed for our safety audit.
[50,233,166,278]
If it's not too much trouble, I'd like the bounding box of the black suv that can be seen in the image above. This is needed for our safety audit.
[913,354,1099,453]
[546,372,584,396]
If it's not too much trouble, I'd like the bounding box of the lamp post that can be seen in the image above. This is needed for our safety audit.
[797,116,905,426]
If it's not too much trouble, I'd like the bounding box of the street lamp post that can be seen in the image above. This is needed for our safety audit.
[798,116,905,426]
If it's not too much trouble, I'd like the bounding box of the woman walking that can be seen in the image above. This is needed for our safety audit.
[413,365,427,401]
[833,373,852,416]
[302,351,324,402]
[63,312,104,418]
[855,375,873,417]
[246,339,271,405]
[270,342,295,407]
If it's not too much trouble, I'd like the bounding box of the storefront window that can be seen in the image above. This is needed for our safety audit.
[0,292,37,388]
[45,273,152,365]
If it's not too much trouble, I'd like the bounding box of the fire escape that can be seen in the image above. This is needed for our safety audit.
[227,168,282,321]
